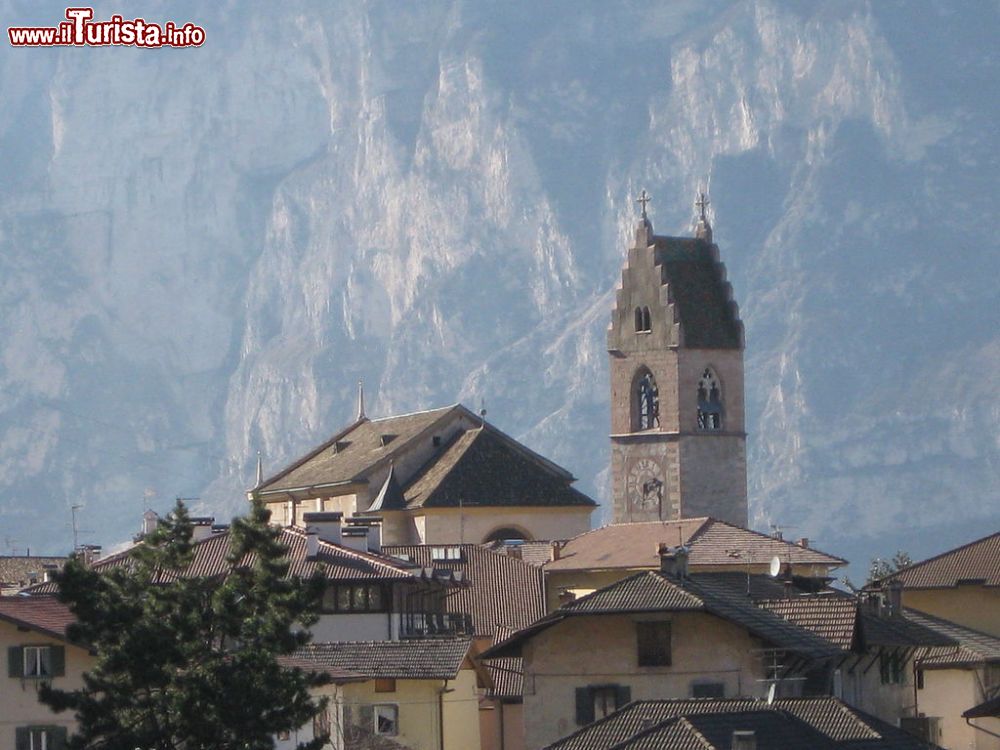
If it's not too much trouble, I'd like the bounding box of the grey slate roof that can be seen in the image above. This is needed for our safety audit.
[546,697,943,750]
[293,638,472,680]
[383,543,544,638]
[906,608,1000,668]
[483,572,842,661]
[0,556,67,593]
[368,463,407,511]
[653,236,742,350]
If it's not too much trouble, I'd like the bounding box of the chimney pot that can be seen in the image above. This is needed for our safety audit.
[797,537,809,548]
[658,543,690,580]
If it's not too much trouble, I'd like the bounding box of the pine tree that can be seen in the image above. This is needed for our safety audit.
[40,498,331,750]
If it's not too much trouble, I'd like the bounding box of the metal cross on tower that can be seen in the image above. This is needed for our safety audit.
[695,191,710,221]
[636,189,651,220]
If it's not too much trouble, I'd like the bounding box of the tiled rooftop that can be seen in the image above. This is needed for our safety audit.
[293,637,472,680]
[879,532,1000,589]
[0,595,75,640]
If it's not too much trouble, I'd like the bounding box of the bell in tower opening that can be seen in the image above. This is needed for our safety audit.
[607,189,748,526]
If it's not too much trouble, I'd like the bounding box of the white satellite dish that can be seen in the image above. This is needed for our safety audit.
[769,556,781,578]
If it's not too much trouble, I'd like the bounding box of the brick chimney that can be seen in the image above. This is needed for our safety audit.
[658,543,690,580]
[302,512,342,546]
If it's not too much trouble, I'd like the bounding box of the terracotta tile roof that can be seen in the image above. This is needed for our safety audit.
[484,572,842,661]
[653,236,742,350]
[401,425,594,509]
[293,638,472,680]
[545,519,844,572]
[29,527,419,594]
[484,626,525,701]
[879,532,1000,589]
[757,597,861,650]
[0,595,76,640]
[383,544,544,637]
[546,697,942,750]
[0,556,67,593]
[608,717,712,750]
[906,609,1000,668]
[257,406,458,494]
[486,540,557,567]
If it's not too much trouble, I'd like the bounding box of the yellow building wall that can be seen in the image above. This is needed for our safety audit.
[342,670,481,750]
[0,622,93,745]
[903,588,1000,637]
[417,506,593,546]
[521,612,766,750]
[920,668,1000,750]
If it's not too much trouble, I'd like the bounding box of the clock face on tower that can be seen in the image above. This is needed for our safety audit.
[626,458,665,510]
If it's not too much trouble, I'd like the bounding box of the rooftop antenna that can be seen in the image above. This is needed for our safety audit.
[4,536,21,555]
[356,379,366,421]
[71,504,83,551]
[255,450,264,488]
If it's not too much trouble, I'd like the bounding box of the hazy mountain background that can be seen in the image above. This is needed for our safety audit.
[1,0,997,578]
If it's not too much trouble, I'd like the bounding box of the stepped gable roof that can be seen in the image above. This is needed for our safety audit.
[401,424,595,509]
[545,697,941,750]
[27,527,419,594]
[293,638,472,680]
[483,571,841,661]
[256,405,459,495]
[0,596,75,640]
[383,543,544,638]
[545,518,844,572]
[906,608,1000,668]
[652,235,742,350]
[877,532,1000,590]
[0,556,67,592]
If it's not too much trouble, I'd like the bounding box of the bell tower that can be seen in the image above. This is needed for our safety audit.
[608,191,747,526]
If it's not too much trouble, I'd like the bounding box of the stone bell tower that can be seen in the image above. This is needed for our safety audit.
[608,191,747,527]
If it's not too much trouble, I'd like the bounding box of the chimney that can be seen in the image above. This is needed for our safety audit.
[341,527,369,553]
[658,543,689,580]
[141,509,160,537]
[732,730,756,750]
[190,517,215,542]
[887,579,903,616]
[346,516,382,554]
[77,544,102,567]
[302,512,342,546]
[305,528,319,560]
[797,538,809,549]
[550,541,562,562]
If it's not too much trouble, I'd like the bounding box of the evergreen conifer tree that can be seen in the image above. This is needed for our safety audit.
[40,498,331,750]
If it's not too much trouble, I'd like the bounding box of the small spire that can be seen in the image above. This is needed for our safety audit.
[255,450,264,487]
[636,189,651,221]
[356,379,367,421]
[694,190,713,242]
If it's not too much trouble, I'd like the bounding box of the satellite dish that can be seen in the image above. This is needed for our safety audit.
[769,556,781,578]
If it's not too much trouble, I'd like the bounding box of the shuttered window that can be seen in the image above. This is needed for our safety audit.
[15,726,68,750]
[7,646,65,679]
[574,684,631,725]
[636,621,671,666]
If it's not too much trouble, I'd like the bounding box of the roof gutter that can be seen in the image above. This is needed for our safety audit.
[254,480,362,498]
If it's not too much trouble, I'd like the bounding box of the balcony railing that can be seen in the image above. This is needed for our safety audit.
[400,612,474,638]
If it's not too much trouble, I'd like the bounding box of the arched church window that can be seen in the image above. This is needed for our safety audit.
[697,367,723,430]
[636,370,659,430]
[642,307,652,332]
[635,307,643,332]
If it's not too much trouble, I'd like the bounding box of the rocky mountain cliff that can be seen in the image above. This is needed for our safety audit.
[1,0,996,569]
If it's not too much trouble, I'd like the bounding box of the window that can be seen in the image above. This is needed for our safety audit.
[15,726,68,750]
[574,684,631,725]
[430,546,463,561]
[374,704,398,736]
[321,584,388,613]
[636,371,659,430]
[8,646,64,679]
[635,307,643,332]
[312,707,330,739]
[635,307,652,333]
[880,651,904,685]
[276,730,290,741]
[636,621,671,667]
[696,367,723,430]
[692,682,725,698]
[374,678,397,693]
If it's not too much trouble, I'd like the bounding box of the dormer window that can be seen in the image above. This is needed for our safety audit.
[697,368,723,430]
[635,370,659,431]
[634,306,652,333]
[379,434,396,448]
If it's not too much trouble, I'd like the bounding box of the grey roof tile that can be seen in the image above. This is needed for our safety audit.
[294,638,472,680]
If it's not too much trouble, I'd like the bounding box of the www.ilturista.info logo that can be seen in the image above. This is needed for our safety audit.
[8,7,205,47]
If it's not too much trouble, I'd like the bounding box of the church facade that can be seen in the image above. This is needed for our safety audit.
[607,195,748,527]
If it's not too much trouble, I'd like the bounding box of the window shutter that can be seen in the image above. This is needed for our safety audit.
[15,727,29,750]
[8,646,23,678]
[575,687,594,725]
[49,726,69,750]
[49,646,65,677]
[615,685,632,709]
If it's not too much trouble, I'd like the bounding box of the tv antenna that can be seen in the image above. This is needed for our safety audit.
[70,504,93,552]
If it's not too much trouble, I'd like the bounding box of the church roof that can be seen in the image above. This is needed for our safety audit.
[402,426,595,509]
[255,405,459,494]
[368,464,407,511]
[544,518,845,572]
[653,235,742,349]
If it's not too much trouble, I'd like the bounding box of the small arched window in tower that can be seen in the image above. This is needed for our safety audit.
[636,371,660,430]
[697,367,723,430]
[634,307,644,332]
[642,307,652,332]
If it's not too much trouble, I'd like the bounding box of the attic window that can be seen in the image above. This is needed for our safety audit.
[432,435,442,447]
[430,546,463,561]
[379,434,396,448]
[332,440,350,454]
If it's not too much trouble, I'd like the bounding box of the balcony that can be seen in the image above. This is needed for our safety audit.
[400,612,474,638]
